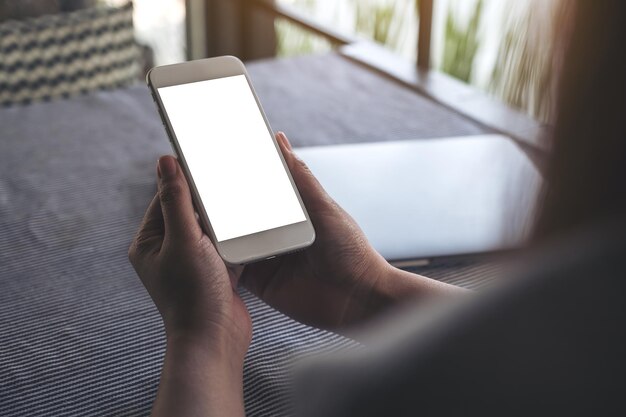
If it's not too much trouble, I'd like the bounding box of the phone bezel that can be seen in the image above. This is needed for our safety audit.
[146,56,315,265]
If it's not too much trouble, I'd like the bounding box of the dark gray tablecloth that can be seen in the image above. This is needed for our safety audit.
[0,53,492,416]
[248,54,487,146]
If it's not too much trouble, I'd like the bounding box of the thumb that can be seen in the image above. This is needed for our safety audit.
[157,155,202,244]
[276,132,337,213]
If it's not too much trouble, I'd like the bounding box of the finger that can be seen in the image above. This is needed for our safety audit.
[240,255,285,297]
[128,194,163,262]
[157,155,202,245]
[276,131,292,151]
[140,193,164,235]
[277,132,337,213]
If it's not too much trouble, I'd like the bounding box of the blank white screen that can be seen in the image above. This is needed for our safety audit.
[158,75,306,242]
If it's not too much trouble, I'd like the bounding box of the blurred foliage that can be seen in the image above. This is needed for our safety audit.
[355,2,393,44]
[276,0,561,122]
[275,17,332,58]
[355,1,394,45]
[276,0,416,60]
[441,0,482,82]
[489,0,563,122]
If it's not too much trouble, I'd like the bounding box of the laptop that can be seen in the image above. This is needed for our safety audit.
[296,134,542,265]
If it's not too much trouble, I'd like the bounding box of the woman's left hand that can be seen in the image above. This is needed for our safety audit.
[128,155,251,416]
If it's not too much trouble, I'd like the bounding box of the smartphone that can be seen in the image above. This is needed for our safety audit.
[146,56,315,265]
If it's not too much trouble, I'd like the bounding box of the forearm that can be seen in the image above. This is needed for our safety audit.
[345,263,468,330]
[376,263,469,305]
[151,334,246,417]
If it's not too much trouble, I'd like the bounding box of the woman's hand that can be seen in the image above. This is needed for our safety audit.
[242,133,465,333]
[128,156,251,417]
[241,133,394,331]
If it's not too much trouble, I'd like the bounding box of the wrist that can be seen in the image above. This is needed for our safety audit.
[359,261,405,316]
[152,333,246,417]
[372,264,469,307]
[340,256,467,331]
[166,330,248,369]
[340,256,398,327]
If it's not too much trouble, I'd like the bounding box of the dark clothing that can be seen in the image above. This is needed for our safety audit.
[298,218,626,416]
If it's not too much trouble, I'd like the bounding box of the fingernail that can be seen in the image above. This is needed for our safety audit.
[158,156,177,180]
[278,132,292,151]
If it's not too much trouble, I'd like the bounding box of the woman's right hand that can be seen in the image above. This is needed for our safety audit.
[240,132,396,331]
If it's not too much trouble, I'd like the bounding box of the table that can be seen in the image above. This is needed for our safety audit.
[0,53,498,416]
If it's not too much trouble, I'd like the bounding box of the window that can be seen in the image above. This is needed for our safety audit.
[128,0,560,139]
[275,0,564,122]
[276,0,417,61]
[431,0,564,122]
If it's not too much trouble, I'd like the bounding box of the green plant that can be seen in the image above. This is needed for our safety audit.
[275,0,331,57]
[355,2,395,45]
[441,0,483,83]
[353,0,416,58]
[276,0,416,59]
[275,18,331,57]
[275,0,561,123]
[489,0,563,122]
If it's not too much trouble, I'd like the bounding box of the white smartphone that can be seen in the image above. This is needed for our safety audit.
[146,56,315,265]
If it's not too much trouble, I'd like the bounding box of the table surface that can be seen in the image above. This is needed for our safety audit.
[248,53,489,146]
[0,53,500,417]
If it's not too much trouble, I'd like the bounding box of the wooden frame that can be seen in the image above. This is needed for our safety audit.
[187,0,276,61]
[186,0,208,60]
[417,0,433,68]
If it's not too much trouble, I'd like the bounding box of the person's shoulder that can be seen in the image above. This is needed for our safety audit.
[296,216,626,417]
[518,214,626,289]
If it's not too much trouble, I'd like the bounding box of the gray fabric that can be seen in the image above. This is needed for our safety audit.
[247,54,488,146]
[0,54,493,416]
